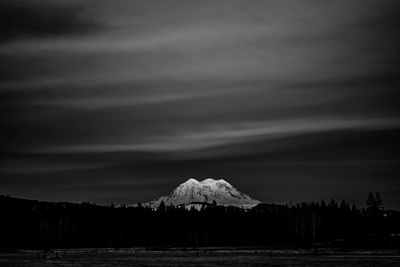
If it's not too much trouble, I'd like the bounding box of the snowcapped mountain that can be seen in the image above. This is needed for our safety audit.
[144,178,261,209]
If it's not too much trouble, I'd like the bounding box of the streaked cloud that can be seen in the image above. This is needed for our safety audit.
[1,0,400,207]
[35,116,399,154]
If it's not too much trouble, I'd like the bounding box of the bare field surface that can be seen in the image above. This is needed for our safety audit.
[1,249,400,267]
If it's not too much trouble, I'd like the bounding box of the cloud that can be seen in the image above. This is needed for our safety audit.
[0,0,100,42]
[32,116,400,154]
[1,0,400,207]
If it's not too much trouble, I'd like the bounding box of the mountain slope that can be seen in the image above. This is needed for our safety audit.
[144,178,260,209]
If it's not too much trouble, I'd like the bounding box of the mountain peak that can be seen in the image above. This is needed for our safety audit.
[145,178,260,209]
[180,178,231,188]
[200,178,216,184]
[199,178,229,185]
[185,178,199,184]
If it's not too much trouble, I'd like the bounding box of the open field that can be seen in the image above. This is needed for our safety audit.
[1,249,400,267]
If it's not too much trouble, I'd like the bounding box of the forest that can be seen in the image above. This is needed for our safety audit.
[1,193,399,249]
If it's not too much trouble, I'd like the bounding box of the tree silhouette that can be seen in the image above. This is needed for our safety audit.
[1,194,399,249]
[366,192,384,216]
[158,200,166,212]
[375,192,384,211]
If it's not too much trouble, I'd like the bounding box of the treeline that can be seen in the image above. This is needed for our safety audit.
[0,193,399,249]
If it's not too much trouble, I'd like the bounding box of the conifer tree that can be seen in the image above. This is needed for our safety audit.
[158,200,166,212]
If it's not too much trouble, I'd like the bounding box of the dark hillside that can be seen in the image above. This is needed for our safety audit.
[1,194,399,249]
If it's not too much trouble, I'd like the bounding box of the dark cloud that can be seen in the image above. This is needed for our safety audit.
[1,0,400,208]
[1,129,399,206]
[0,0,99,42]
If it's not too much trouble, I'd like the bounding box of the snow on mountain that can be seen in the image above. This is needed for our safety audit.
[144,178,261,209]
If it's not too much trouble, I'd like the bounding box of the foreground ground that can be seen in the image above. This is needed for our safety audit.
[1,248,400,267]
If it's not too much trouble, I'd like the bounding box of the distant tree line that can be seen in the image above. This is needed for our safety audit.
[0,193,399,249]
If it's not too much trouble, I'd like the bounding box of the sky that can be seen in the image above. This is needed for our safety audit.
[1,0,400,208]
